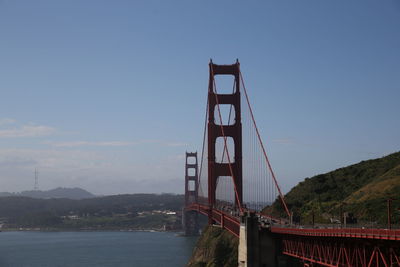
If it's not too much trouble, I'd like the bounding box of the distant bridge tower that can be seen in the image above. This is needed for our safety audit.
[208,60,243,210]
[183,152,199,235]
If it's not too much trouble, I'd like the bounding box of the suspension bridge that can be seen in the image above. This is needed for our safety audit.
[183,60,400,267]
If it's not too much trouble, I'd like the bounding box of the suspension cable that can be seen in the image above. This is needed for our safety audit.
[239,70,290,218]
[198,93,209,190]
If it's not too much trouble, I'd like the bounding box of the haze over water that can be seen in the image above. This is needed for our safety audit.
[0,231,197,267]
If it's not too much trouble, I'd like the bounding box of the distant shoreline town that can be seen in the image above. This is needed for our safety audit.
[0,190,184,232]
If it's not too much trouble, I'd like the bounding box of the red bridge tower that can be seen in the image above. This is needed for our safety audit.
[183,152,199,235]
[208,60,243,210]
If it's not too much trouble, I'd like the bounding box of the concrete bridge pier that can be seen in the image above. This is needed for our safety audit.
[183,210,199,236]
[238,212,260,267]
[238,212,295,267]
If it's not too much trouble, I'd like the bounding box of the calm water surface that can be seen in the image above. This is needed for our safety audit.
[0,231,197,267]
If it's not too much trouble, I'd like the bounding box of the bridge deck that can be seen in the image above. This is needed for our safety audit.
[187,203,400,241]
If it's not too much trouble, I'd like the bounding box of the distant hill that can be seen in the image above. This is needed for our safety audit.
[0,187,96,200]
[0,193,183,230]
[267,151,400,224]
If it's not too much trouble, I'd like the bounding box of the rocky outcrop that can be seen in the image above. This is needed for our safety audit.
[187,225,238,267]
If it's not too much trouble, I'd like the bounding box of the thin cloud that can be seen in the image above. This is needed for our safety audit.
[0,125,56,138]
[165,142,188,147]
[0,148,106,170]
[0,118,16,126]
[46,140,188,148]
[0,148,185,194]
[0,157,37,167]
[49,141,141,147]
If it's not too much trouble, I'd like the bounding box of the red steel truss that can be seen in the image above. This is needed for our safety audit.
[279,234,400,267]
[271,227,400,241]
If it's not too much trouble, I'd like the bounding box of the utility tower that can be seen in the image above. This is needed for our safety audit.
[34,168,39,191]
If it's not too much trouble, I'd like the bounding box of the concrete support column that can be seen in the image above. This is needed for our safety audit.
[183,210,199,236]
[239,212,289,267]
[238,212,260,267]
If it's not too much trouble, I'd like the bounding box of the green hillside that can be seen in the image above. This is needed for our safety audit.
[268,151,400,225]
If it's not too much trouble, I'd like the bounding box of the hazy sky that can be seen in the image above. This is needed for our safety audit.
[0,1,399,195]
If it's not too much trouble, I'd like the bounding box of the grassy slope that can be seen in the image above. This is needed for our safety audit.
[268,151,400,224]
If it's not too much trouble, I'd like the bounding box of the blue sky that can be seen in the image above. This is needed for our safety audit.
[0,0,399,195]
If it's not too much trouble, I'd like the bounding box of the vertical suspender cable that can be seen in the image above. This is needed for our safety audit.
[198,85,209,204]
[239,71,290,218]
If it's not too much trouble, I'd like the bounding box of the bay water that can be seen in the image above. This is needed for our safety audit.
[0,231,197,267]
